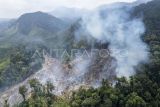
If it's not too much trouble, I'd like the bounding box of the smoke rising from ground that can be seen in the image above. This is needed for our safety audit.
[80,4,148,77]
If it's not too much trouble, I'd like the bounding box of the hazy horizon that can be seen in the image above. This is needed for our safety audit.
[0,0,141,19]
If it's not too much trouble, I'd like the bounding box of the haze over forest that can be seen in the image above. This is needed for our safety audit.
[0,0,160,107]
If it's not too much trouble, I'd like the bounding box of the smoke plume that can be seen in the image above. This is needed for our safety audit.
[80,4,148,77]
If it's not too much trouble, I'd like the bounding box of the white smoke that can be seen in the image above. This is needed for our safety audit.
[80,4,148,77]
[33,55,92,94]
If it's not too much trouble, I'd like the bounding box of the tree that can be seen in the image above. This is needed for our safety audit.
[29,78,41,92]
[125,92,146,107]
[46,81,54,95]
[19,85,28,101]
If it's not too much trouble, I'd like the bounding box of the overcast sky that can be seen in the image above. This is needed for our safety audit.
[0,0,143,18]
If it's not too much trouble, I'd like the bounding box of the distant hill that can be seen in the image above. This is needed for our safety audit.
[0,11,71,49]
[133,0,160,34]
[13,11,68,35]
[0,19,14,32]
[50,7,86,23]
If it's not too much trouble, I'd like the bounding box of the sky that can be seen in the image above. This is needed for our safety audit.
[0,0,145,18]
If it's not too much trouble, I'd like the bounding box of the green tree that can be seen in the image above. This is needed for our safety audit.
[46,81,54,95]
[19,85,28,101]
[125,92,146,107]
